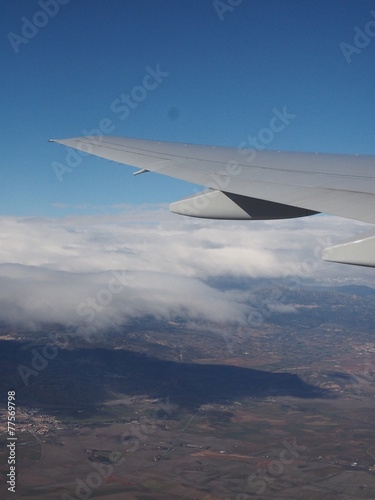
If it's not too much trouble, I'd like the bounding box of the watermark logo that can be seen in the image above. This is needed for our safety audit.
[238,107,296,159]
[52,64,169,182]
[17,344,58,386]
[237,438,306,496]
[8,0,70,54]
[340,10,375,63]
[213,0,244,21]
[61,396,178,499]
[178,105,296,222]
[75,269,134,341]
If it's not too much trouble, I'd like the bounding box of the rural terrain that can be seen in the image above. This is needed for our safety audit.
[1,281,375,499]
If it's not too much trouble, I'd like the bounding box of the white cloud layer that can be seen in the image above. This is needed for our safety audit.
[0,207,373,331]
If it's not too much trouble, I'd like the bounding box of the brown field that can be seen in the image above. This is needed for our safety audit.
[1,284,375,499]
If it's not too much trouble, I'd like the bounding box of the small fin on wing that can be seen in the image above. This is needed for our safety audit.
[322,230,375,268]
[133,168,149,176]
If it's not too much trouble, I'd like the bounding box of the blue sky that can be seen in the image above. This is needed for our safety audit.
[1,0,375,216]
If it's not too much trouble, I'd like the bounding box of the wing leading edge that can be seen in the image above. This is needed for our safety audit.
[50,136,375,268]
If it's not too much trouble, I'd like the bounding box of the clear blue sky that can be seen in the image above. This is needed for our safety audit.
[1,0,375,216]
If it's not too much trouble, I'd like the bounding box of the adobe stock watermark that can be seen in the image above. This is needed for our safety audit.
[52,64,169,182]
[119,396,178,454]
[17,329,72,386]
[213,0,244,21]
[8,0,70,54]
[75,269,134,340]
[340,10,375,63]
[16,270,133,385]
[223,232,331,355]
[60,450,125,500]
[238,106,296,155]
[17,343,58,386]
[61,396,177,500]
[178,105,296,223]
[237,438,306,497]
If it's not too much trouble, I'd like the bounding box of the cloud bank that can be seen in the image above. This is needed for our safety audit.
[0,207,373,332]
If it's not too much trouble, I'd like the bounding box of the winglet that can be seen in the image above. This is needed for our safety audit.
[322,230,375,268]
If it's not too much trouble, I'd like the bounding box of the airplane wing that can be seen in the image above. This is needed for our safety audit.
[50,136,375,268]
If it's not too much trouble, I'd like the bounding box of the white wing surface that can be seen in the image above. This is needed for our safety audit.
[50,136,375,267]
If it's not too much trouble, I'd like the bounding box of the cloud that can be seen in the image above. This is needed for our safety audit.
[0,207,373,332]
